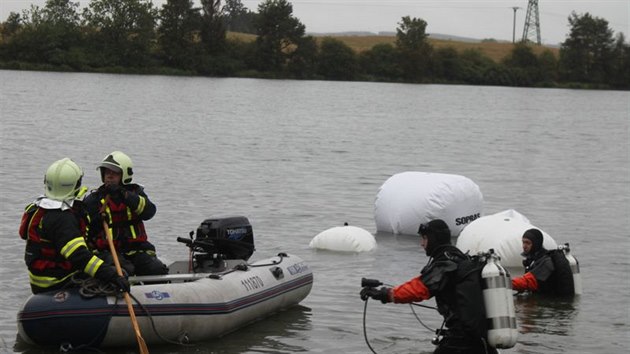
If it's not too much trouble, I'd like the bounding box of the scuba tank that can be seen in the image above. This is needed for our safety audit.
[558,243,582,295]
[480,249,518,349]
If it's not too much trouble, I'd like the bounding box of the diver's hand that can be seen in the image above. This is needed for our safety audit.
[360,287,391,303]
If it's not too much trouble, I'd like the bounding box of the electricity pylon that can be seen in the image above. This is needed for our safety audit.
[522,0,541,44]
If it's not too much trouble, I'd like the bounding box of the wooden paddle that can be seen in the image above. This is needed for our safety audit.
[102,210,149,353]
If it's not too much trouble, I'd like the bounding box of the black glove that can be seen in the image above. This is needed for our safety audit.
[110,274,131,293]
[96,265,130,293]
[104,183,122,196]
[360,287,391,303]
[123,190,140,209]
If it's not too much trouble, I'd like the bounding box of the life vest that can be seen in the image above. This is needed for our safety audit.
[19,203,91,287]
[93,195,149,251]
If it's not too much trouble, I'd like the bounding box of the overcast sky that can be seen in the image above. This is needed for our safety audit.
[1,0,628,45]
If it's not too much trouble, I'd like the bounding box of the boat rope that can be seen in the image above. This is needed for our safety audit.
[52,253,295,351]
[70,275,124,298]
[247,252,287,267]
[56,276,121,353]
[59,341,106,353]
[127,292,195,347]
[67,275,194,349]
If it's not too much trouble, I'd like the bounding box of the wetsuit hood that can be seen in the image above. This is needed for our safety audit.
[523,228,544,254]
[419,219,452,256]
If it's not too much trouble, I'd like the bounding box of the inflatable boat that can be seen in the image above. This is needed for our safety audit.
[17,216,314,349]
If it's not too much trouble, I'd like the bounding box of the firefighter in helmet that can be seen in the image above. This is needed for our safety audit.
[19,158,129,294]
[84,151,168,276]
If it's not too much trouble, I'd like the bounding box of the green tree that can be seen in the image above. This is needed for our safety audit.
[559,12,615,83]
[41,0,81,27]
[395,16,432,82]
[40,0,85,66]
[222,0,255,33]
[158,0,202,68]
[357,43,401,81]
[482,64,515,86]
[537,49,559,84]
[317,37,357,81]
[502,42,540,85]
[0,1,85,66]
[431,47,462,82]
[286,35,318,79]
[458,49,495,85]
[0,6,41,62]
[503,42,538,68]
[200,0,226,55]
[222,0,243,32]
[83,0,157,67]
[1,12,23,41]
[254,0,305,72]
[358,43,400,81]
[609,32,630,89]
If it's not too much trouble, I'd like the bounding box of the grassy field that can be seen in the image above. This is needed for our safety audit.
[227,32,560,63]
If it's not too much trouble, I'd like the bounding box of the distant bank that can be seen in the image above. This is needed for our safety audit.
[228,32,560,63]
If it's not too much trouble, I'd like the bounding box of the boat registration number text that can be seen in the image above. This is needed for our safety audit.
[241,276,264,291]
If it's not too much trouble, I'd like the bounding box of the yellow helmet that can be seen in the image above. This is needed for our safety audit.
[44,158,84,201]
[98,151,134,185]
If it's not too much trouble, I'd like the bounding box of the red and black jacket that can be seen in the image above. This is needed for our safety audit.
[19,201,108,293]
[84,184,156,255]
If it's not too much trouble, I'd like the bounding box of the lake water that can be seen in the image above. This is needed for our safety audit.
[0,70,628,354]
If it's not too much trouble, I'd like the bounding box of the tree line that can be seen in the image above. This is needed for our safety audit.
[1,0,628,89]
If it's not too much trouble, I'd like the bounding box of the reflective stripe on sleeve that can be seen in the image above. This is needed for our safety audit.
[60,237,88,258]
[84,255,104,277]
[135,196,146,214]
[29,270,77,289]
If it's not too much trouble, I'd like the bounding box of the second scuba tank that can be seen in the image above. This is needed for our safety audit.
[559,243,582,295]
[481,249,518,349]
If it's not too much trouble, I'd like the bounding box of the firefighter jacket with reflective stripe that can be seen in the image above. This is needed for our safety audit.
[84,184,157,255]
[19,202,106,293]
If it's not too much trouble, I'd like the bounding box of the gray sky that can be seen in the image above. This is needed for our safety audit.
[1,0,628,45]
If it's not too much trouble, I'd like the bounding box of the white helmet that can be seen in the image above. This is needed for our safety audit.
[44,158,84,201]
[98,151,134,185]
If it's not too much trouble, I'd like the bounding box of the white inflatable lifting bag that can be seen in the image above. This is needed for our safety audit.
[309,225,377,252]
[374,172,483,236]
[456,209,557,268]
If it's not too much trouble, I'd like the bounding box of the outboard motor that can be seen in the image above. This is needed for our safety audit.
[195,216,255,261]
